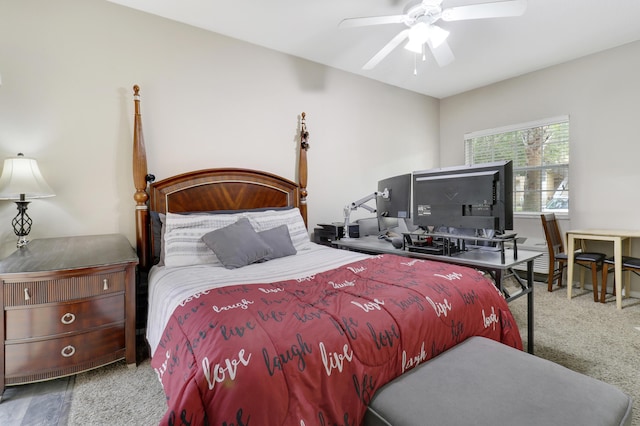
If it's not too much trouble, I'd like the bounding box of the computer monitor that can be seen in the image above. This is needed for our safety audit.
[412,161,513,233]
[376,173,411,233]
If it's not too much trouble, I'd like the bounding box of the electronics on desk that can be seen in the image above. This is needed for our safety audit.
[342,173,412,241]
[401,228,518,260]
[412,161,513,233]
[404,233,459,255]
[314,222,359,245]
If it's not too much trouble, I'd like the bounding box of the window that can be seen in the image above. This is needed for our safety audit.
[464,116,569,214]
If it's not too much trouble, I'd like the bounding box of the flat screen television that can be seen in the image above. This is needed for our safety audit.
[376,173,411,232]
[412,161,513,233]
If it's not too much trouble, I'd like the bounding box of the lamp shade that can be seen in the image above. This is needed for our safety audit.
[0,153,55,200]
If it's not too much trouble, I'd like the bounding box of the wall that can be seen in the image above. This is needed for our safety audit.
[440,41,640,294]
[0,0,440,256]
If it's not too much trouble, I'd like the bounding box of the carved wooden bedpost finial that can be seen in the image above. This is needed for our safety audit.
[298,112,309,227]
[133,85,151,269]
[300,112,310,151]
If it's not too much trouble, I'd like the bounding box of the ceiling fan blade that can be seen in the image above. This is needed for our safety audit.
[363,29,410,70]
[441,0,527,21]
[339,15,406,28]
[427,38,455,67]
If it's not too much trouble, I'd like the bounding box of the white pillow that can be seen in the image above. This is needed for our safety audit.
[163,212,239,267]
[243,208,311,251]
[162,208,310,267]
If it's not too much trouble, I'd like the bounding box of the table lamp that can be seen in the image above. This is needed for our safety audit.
[0,153,55,248]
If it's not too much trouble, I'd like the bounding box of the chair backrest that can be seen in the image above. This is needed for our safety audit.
[540,213,565,256]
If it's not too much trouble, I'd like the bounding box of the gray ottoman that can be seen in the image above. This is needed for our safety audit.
[365,336,632,426]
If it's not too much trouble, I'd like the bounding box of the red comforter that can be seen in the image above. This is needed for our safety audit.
[151,254,522,425]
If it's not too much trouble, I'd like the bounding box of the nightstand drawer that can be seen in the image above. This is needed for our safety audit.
[4,324,125,380]
[3,270,126,307]
[5,294,125,340]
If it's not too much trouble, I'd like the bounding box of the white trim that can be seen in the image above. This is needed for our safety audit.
[464,115,570,140]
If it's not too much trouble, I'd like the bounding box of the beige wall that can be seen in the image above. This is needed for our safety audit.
[0,0,440,255]
[440,41,640,294]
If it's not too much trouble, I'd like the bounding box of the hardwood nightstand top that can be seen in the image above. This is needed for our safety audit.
[0,234,138,274]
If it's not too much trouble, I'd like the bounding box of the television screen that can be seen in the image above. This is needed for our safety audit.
[412,161,513,232]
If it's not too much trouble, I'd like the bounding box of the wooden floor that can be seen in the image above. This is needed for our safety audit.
[0,376,73,426]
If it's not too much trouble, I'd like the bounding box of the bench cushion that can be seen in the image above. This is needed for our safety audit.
[365,336,632,426]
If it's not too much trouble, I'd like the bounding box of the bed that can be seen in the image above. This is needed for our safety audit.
[131,85,523,425]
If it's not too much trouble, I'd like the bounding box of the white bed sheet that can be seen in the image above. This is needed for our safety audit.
[146,243,370,355]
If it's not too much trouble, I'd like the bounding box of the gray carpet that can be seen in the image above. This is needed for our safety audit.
[68,359,165,425]
[508,282,640,426]
[66,281,640,425]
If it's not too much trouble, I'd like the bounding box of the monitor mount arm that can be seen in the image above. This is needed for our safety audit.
[342,189,389,240]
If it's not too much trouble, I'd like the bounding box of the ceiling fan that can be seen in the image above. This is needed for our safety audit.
[339,0,527,70]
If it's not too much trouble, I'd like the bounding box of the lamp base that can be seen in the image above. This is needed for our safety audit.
[16,235,29,248]
[12,200,32,249]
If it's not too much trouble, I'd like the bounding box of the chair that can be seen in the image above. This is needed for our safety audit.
[540,213,606,301]
[601,256,640,303]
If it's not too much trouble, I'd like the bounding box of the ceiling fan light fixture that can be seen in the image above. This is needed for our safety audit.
[404,22,449,53]
[428,25,450,48]
[404,22,429,53]
[408,22,430,43]
[404,38,424,54]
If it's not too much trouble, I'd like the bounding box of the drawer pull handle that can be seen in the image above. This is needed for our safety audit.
[61,345,76,358]
[61,313,76,325]
[24,288,30,301]
[103,278,109,290]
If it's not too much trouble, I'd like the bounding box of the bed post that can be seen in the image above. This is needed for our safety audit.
[299,112,309,227]
[133,85,151,270]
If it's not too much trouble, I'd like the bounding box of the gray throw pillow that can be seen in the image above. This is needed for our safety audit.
[259,225,297,260]
[202,217,273,269]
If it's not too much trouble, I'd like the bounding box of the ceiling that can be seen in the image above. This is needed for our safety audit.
[107,0,640,99]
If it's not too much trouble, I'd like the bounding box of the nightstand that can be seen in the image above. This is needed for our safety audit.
[0,234,138,400]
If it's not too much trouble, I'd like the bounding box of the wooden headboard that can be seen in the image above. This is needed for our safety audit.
[131,85,310,270]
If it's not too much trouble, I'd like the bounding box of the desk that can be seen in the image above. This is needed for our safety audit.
[566,229,640,309]
[334,236,541,354]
